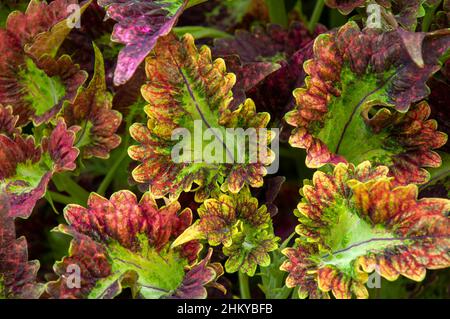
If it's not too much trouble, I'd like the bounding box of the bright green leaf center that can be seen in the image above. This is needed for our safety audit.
[89,235,187,299]
[18,58,66,117]
[317,65,403,166]
[1,153,53,194]
[319,199,399,275]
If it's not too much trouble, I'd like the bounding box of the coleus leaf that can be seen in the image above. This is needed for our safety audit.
[285,22,449,185]
[419,151,450,199]
[0,36,87,125]
[0,105,20,137]
[326,0,443,31]
[128,33,275,202]
[428,70,450,153]
[325,0,382,15]
[47,190,224,299]
[281,161,450,299]
[0,117,79,218]
[213,22,326,116]
[2,0,92,63]
[11,0,93,59]
[0,0,91,126]
[173,186,280,276]
[0,0,28,28]
[98,0,195,86]
[63,43,122,159]
[177,0,269,34]
[0,193,44,299]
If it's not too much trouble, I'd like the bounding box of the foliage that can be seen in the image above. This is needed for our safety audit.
[0,0,448,300]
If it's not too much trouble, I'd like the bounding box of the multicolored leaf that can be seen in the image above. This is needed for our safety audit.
[0,1,28,28]
[0,193,44,299]
[224,228,279,276]
[213,22,326,118]
[281,161,450,299]
[325,0,427,30]
[285,22,449,185]
[63,43,122,159]
[178,0,269,34]
[128,33,275,202]
[5,0,89,55]
[46,190,224,299]
[173,186,279,276]
[0,105,20,137]
[0,0,90,126]
[0,119,79,219]
[14,0,93,59]
[0,40,87,125]
[98,0,192,86]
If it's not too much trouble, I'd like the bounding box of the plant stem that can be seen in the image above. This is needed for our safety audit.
[265,0,288,27]
[96,144,129,196]
[421,0,441,32]
[308,0,325,33]
[238,271,251,299]
[52,174,90,204]
[47,191,78,206]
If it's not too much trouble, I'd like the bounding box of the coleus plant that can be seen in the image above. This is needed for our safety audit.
[128,32,276,202]
[172,186,280,276]
[0,0,91,125]
[281,161,450,299]
[47,190,224,298]
[285,21,449,186]
[0,193,44,298]
[0,0,448,300]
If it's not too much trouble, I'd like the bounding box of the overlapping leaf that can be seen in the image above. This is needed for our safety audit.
[281,161,450,299]
[0,1,28,28]
[47,190,224,299]
[0,0,90,125]
[63,44,122,159]
[98,0,202,85]
[128,33,275,202]
[285,22,449,185]
[9,0,92,58]
[325,0,434,30]
[0,117,79,218]
[0,193,44,299]
[0,105,20,137]
[173,186,279,276]
[213,22,326,118]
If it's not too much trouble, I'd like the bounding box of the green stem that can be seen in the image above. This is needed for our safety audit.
[96,145,129,196]
[238,271,251,299]
[265,0,288,27]
[421,1,441,32]
[52,174,89,204]
[96,100,137,197]
[308,0,325,33]
[47,191,78,206]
